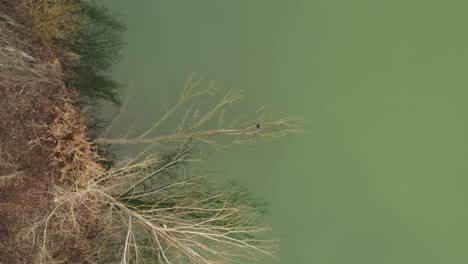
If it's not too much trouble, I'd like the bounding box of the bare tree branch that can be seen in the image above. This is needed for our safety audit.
[96,75,304,149]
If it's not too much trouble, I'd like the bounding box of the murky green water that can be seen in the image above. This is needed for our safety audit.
[102,1,468,263]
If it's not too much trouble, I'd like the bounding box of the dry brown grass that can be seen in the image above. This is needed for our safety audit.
[0,148,17,172]
[48,101,104,184]
[0,147,22,187]
[29,89,105,186]
[21,0,88,48]
[0,9,58,83]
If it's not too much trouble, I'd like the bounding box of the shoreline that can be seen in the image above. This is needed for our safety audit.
[0,2,113,262]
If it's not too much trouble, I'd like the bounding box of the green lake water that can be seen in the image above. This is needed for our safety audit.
[102,1,468,263]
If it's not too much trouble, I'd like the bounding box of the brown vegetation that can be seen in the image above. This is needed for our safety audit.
[21,0,88,48]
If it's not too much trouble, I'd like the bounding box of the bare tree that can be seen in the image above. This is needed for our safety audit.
[96,74,304,148]
[88,74,303,263]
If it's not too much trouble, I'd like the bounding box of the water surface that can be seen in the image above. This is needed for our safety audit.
[103,1,468,263]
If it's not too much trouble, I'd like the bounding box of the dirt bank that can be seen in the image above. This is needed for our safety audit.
[0,2,104,263]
